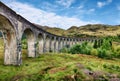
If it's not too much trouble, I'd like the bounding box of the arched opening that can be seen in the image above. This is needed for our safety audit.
[49,36,55,52]
[21,28,36,59]
[44,35,51,52]
[57,37,62,51]
[55,37,59,52]
[0,15,17,65]
[70,39,73,47]
[66,38,70,48]
[37,33,44,55]
[72,39,76,45]
[61,38,65,48]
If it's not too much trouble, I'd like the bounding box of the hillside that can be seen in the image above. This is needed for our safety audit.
[35,24,120,37]
[67,24,120,37]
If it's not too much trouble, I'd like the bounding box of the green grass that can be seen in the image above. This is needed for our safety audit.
[0,39,120,81]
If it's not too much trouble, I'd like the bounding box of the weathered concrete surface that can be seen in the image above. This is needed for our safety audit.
[0,1,98,65]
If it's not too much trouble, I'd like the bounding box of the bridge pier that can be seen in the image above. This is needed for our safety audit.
[55,38,59,52]
[27,39,36,57]
[1,30,19,65]
[38,33,44,54]
[44,35,50,52]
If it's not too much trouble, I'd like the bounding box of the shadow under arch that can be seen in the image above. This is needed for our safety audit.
[50,36,55,52]
[21,28,36,59]
[0,14,18,65]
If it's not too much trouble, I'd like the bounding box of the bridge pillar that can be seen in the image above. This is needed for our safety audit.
[64,38,67,47]
[70,39,73,47]
[49,36,55,52]
[58,37,61,52]
[53,37,57,52]
[27,37,36,57]
[55,38,59,52]
[67,38,71,48]
[76,39,79,44]
[62,38,65,48]
[38,33,44,54]
[1,30,19,65]
[50,36,56,52]
[44,35,51,52]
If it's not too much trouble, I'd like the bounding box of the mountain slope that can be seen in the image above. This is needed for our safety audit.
[34,24,120,37]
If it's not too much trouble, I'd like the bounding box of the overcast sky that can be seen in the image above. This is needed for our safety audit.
[1,0,120,29]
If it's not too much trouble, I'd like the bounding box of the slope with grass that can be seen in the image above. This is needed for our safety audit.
[0,53,120,81]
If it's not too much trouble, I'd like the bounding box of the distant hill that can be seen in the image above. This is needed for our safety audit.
[34,24,120,37]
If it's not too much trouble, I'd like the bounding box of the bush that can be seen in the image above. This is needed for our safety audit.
[97,48,107,58]
[22,39,27,49]
[90,48,98,56]
[101,39,112,50]
[97,48,113,59]
[60,37,119,59]
[68,42,92,55]
[114,46,120,58]
[69,44,81,54]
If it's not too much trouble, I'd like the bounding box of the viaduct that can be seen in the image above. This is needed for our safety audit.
[0,1,97,65]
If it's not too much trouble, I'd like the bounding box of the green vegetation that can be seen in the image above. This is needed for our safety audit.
[0,21,120,80]
[61,36,120,60]
[0,38,120,81]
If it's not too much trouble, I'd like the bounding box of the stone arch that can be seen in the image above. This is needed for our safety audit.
[0,14,18,65]
[37,32,44,54]
[21,28,36,57]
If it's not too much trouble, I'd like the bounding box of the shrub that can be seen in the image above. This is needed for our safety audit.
[97,48,107,58]
[69,44,81,54]
[97,48,113,59]
[90,48,98,56]
[60,37,119,59]
[22,39,27,49]
[101,39,112,50]
[68,42,92,55]
[114,46,120,58]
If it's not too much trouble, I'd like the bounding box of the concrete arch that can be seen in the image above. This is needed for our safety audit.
[0,14,18,65]
[21,28,36,57]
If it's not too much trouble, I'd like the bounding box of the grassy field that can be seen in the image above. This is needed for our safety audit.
[0,39,120,81]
